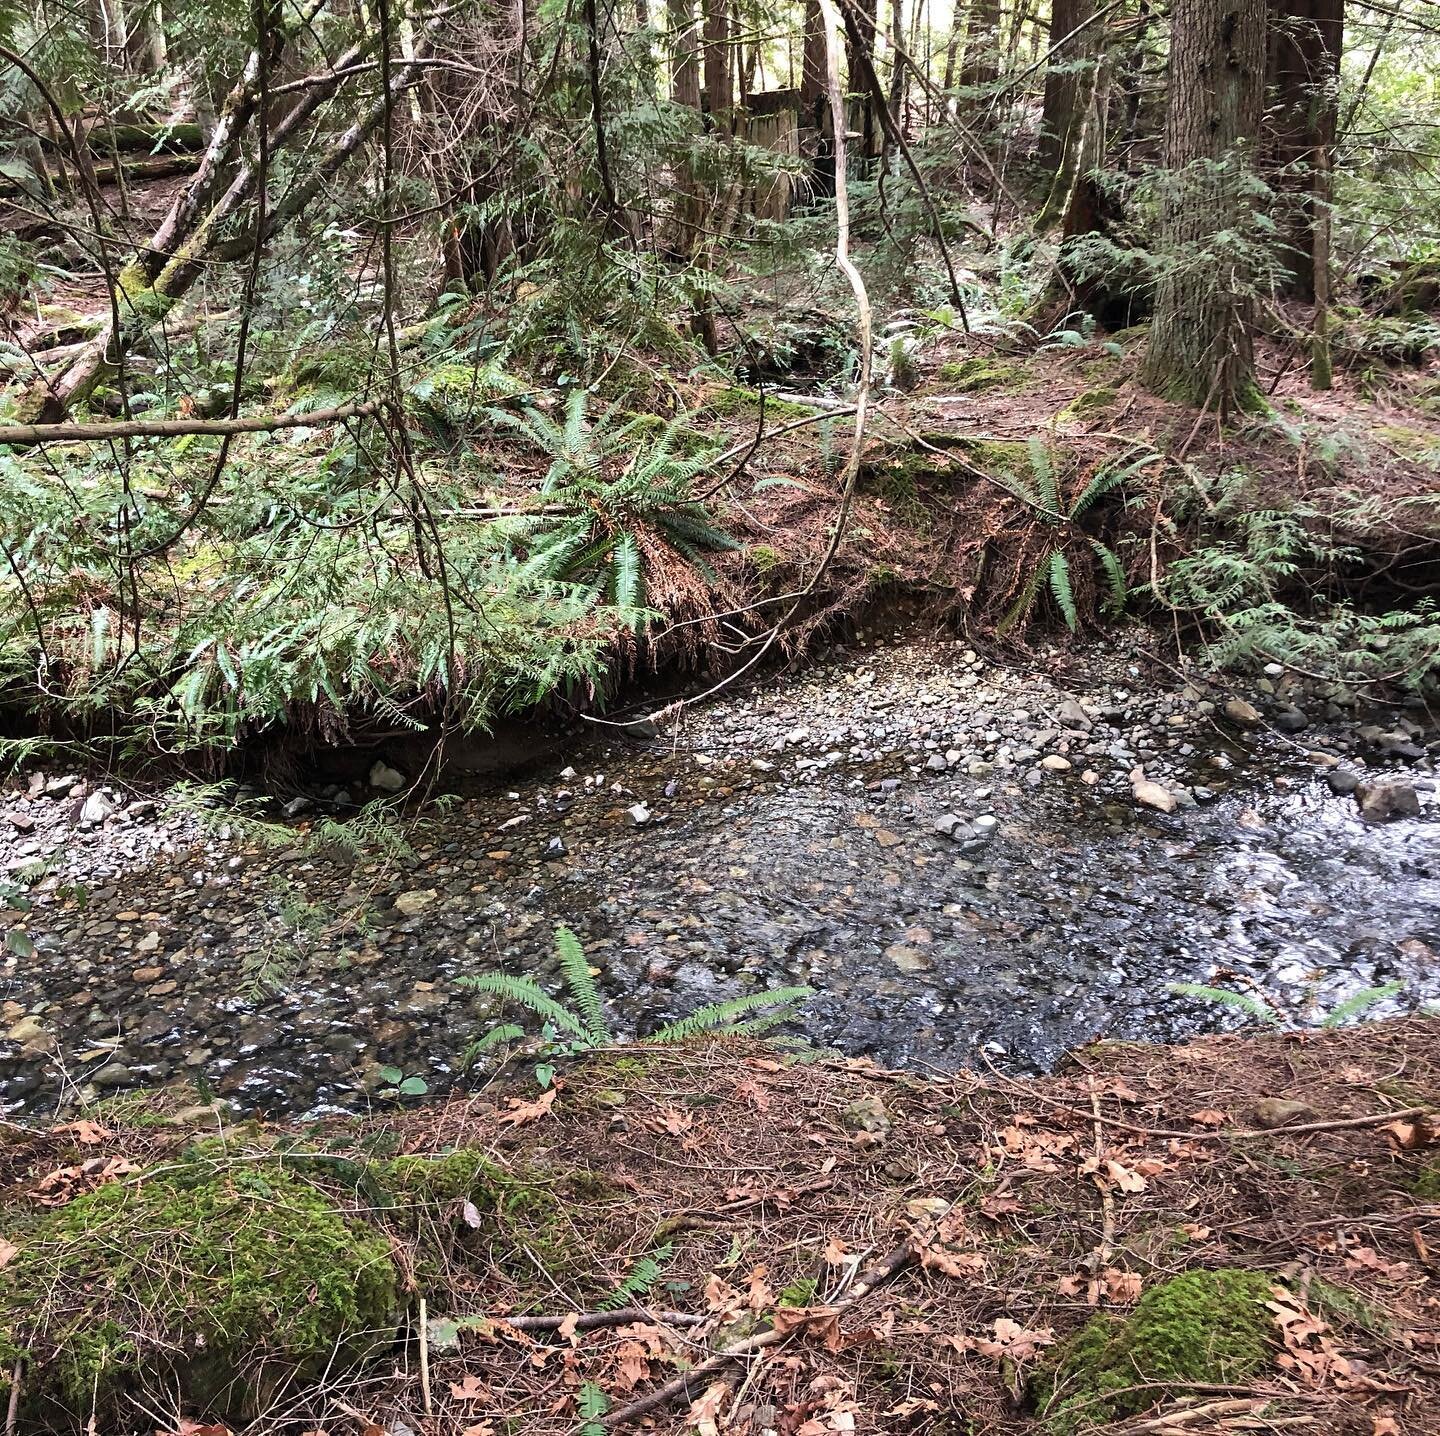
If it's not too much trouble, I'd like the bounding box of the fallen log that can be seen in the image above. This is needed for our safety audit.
[0,399,380,447]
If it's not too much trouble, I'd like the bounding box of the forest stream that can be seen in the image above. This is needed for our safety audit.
[2,636,1436,1119]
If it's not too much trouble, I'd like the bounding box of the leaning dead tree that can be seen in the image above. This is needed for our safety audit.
[14,1,465,424]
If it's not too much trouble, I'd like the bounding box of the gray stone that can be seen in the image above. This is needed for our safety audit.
[1326,767,1362,796]
[369,761,407,792]
[627,803,652,827]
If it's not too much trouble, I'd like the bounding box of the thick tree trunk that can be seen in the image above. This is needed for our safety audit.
[702,0,732,130]
[1140,0,1267,412]
[1265,0,1342,298]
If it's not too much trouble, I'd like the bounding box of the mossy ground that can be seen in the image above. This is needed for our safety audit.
[0,1023,1433,1434]
[1035,1269,1277,1431]
[0,1158,399,1416]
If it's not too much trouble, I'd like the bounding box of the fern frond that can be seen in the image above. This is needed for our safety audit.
[555,925,611,1042]
[600,1243,673,1310]
[1088,539,1128,614]
[648,986,812,1044]
[1167,981,1285,1027]
[454,973,591,1040]
[1322,981,1403,1028]
[1048,549,1079,631]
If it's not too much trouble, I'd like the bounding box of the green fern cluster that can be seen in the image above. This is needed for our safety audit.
[999,439,1149,634]
[459,924,811,1075]
[1168,979,1405,1030]
[488,391,738,622]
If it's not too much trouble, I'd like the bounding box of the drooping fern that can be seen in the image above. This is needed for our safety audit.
[1167,981,1285,1026]
[461,927,811,1067]
[555,924,611,1043]
[648,986,814,1044]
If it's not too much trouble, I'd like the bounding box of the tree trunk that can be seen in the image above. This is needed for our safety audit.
[1140,0,1267,412]
[702,0,732,130]
[1039,0,1095,171]
[1264,0,1342,299]
[958,0,1001,108]
[846,0,880,155]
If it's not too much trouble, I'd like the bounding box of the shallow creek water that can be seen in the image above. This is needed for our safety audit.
[2,643,1437,1118]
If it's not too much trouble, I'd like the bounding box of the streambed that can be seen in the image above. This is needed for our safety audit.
[2,638,1436,1117]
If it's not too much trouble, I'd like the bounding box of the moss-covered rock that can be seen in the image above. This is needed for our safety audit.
[936,357,1026,393]
[704,386,819,421]
[1036,1268,1276,1432]
[1059,386,1118,422]
[0,1159,399,1419]
[1414,1157,1440,1202]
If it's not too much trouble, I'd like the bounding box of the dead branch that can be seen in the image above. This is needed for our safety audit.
[0,400,379,447]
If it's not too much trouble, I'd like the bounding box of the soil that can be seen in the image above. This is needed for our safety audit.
[1,1020,1436,1434]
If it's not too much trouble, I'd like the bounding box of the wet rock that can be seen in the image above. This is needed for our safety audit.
[282,796,313,818]
[1130,767,1178,814]
[1055,698,1093,730]
[1250,1097,1317,1129]
[627,803,652,828]
[393,889,439,917]
[1040,755,1072,772]
[6,810,34,834]
[1274,707,1309,733]
[1355,779,1420,822]
[544,837,567,859]
[1326,768,1362,796]
[91,1062,135,1088]
[43,774,80,798]
[369,761,406,792]
[1223,698,1262,727]
[884,944,931,973]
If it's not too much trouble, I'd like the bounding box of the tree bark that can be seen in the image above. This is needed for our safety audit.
[1140,0,1267,412]
[702,0,732,130]
[1264,0,1342,298]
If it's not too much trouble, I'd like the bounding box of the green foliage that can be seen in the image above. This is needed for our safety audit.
[1166,982,1285,1027]
[1169,979,1406,1030]
[488,392,737,623]
[997,442,1149,634]
[1156,468,1440,695]
[601,1243,673,1310]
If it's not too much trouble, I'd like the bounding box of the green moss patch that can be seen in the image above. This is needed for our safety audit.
[0,1159,398,1418]
[1059,386,1118,422]
[1036,1268,1277,1431]
[703,386,818,421]
[936,357,1027,393]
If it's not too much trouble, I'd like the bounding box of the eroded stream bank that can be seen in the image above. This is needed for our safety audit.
[2,634,1436,1117]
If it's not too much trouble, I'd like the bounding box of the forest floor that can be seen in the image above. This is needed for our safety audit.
[1,1022,1438,1435]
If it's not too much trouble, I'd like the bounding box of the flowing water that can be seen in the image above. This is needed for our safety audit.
[2,642,1436,1117]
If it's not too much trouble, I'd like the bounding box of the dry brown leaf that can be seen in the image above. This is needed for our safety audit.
[0,1238,17,1270]
[1371,1417,1401,1436]
[969,1317,1055,1362]
[823,1234,850,1264]
[1102,1268,1143,1304]
[659,1107,694,1136]
[448,1375,490,1402]
[499,1087,557,1126]
[1102,1158,1147,1194]
[460,1425,496,1436]
[52,1120,111,1144]
[1384,1116,1436,1151]
[1188,1108,1228,1127]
